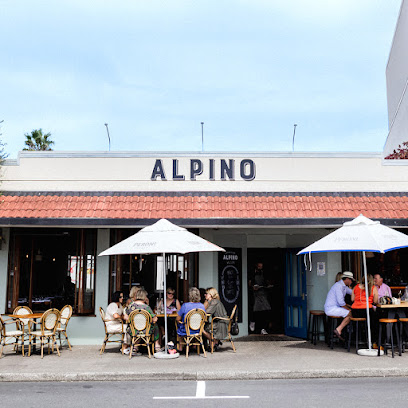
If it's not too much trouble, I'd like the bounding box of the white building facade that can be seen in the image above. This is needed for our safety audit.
[1,151,408,344]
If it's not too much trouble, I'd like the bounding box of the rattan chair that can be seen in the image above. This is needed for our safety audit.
[12,306,33,345]
[128,309,154,359]
[27,308,60,358]
[56,305,73,350]
[99,306,124,354]
[209,304,237,354]
[177,308,207,358]
[0,315,24,357]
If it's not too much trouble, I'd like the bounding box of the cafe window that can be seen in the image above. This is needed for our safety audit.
[7,228,97,315]
[341,247,408,287]
[108,229,199,304]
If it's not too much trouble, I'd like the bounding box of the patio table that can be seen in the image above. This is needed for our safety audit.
[7,313,43,354]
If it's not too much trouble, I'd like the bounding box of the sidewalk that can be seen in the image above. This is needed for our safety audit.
[1,338,408,382]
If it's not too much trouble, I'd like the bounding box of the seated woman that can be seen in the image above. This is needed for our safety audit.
[105,291,126,351]
[351,274,379,343]
[158,288,181,344]
[163,287,181,314]
[176,287,206,351]
[203,287,228,351]
[124,288,161,354]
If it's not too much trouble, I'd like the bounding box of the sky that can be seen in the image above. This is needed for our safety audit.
[0,0,403,158]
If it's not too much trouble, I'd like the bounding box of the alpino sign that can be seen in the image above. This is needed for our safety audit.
[150,159,256,181]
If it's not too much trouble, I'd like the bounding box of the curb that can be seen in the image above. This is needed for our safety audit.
[1,367,408,382]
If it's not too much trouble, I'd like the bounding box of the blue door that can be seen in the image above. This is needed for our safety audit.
[284,249,307,338]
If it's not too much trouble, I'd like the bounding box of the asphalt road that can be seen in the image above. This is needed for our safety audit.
[2,378,408,407]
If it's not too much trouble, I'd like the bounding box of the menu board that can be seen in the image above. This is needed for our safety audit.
[218,248,242,322]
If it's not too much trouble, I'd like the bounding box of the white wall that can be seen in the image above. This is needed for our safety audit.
[6,151,408,193]
[306,252,342,313]
[386,0,408,126]
[384,1,408,157]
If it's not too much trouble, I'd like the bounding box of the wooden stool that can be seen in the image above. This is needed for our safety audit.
[327,315,343,349]
[398,317,408,353]
[347,317,367,354]
[308,310,326,345]
[378,318,401,357]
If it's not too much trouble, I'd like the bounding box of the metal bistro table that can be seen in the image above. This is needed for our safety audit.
[376,302,408,350]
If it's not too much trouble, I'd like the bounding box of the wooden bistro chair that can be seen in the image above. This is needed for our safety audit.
[12,306,33,344]
[56,305,73,350]
[99,306,125,354]
[209,304,237,354]
[128,309,154,359]
[0,315,25,358]
[27,308,61,359]
[177,308,207,359]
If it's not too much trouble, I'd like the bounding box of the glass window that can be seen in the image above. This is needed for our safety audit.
[108,228,199,305]
[7,228,97,315]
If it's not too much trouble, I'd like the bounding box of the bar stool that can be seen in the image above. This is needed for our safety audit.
[347,317,367,354]
[307,310,326,345]
[326,315,343,349]
[398,317,408,353]
[378,318,401,358]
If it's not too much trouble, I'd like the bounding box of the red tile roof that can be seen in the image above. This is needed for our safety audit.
[1,192,408,225]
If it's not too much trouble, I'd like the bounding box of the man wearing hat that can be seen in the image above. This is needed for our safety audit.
[324,271,354,341]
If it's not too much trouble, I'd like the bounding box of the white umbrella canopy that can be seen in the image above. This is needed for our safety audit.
[298,214,408,356]
[99,218,225,256]
[99,218,225,358]
[298,214,408,255]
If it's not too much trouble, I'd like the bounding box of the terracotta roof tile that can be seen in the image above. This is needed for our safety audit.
[1,192,408,222]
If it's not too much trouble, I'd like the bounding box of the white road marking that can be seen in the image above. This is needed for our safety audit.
[153,380,250,400]
[196,381,206,398]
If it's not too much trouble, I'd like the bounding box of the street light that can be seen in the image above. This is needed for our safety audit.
[201,122,204,152]
[104,123,111,152]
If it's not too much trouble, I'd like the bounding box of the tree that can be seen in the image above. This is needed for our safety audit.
[0,120,7,164]
[23,129,54,151]
[385,141,408,159]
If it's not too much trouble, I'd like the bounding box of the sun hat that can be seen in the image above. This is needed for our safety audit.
[341,271,354,280]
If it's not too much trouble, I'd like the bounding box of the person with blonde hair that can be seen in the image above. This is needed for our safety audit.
[203,287,228,351]
[335,272,343,283]
[129,286,141,302]
[176,287,205,339]
[123,288,161,354]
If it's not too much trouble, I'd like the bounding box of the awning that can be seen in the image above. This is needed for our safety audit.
[0,191,407,227]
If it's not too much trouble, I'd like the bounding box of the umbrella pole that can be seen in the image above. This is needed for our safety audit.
[357,251,382,356]
[362,251,372,350]
[163,252,168,354]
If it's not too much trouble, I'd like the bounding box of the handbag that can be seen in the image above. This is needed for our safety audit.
[230,314,239,336]
[379,296,392,305]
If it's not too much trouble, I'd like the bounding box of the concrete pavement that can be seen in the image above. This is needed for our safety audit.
[1,338,408,382]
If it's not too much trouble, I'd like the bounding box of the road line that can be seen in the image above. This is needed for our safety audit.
[196,381,206,397]
[153,396,250,400]
[153,380,250,400]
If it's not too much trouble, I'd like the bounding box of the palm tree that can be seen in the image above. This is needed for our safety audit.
[23,129,54,151]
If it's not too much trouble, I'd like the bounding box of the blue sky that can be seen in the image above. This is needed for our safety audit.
[0,0,402,158]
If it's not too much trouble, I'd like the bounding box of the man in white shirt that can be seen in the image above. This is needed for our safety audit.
[324,271,354,341]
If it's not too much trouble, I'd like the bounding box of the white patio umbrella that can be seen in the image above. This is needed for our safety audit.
[99,218,225,358]
[298,214,408,356]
